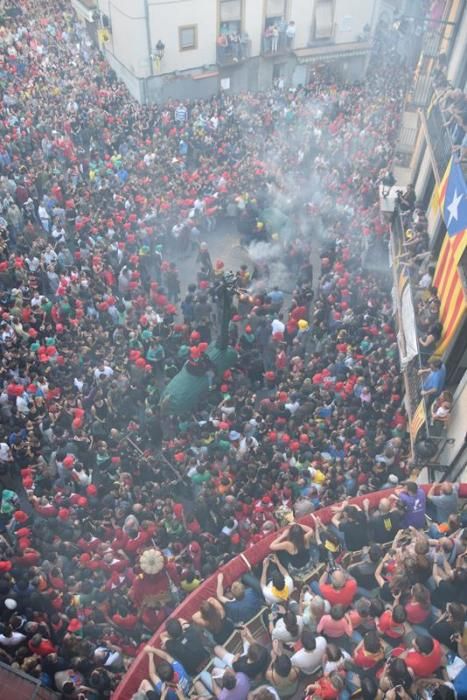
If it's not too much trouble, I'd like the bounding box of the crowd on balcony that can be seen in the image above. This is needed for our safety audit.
[263,21,296,54]
[216,31,249,64]
[432,54,467,162]
[395,186,450,424]
[0,1,464,699]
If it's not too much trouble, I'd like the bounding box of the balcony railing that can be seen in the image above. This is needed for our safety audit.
[421,84,467,180]
[425,99,453,177]
[216,40,250,67]
[421,28,444,58]
[408,73,434,109]
[261,32,292,56]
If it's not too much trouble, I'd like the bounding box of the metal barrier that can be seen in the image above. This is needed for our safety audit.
[0,661,58,700]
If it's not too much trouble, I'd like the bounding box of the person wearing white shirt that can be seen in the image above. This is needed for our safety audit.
[271,318,285,335]
[291,631,327,675]
[16,393,30,416]
[221,518,238,537]
[51,223,66,243]
[285,399,300,415]
[25,256,41,272]
[94,364,114,380]
[38,203,50,231]
[286,20,296,47]
[30,293,42,308]
[43,245,58,266]
[323,647,350,675]
[238,435,258,457]
[0,442,13,463]
[271,612,304,643]
[0,629,27,647]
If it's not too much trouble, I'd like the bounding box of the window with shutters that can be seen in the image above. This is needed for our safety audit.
[219,0,242,35]
[313,0,335,41]
[179,25,197,51]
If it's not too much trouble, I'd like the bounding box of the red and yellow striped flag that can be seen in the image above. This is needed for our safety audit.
[433,230,467,355]
[432,159,467,355]
[410,399,426,447]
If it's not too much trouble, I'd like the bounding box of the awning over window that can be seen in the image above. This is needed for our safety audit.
[294,41,371,64]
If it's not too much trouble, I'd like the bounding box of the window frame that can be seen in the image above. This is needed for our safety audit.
[219,0,243,36]
[220,0,242,22]
[265,0,287,20]
[312,0,335,41]
[178,24,198,52]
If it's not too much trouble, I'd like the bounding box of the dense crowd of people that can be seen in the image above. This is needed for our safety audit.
[137,481,467,700]
[0,1,465,699]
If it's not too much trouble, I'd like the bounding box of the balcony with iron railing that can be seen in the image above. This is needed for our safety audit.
[261,31,293,57]
[71,0,97,22]
[388,205,460,465]
[216,38,250,67]
[421,84,467,181]
[390,209,424,414]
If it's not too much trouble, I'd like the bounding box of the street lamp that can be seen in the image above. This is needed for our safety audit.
[154,40,165,60]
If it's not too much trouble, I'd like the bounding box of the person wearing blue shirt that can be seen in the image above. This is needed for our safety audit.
[216,573,263,624]
[140,646,191,700]
[419,360,446,399]
[268,287,284,307]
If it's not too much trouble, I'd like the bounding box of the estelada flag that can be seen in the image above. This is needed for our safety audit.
[433,158,467,354]
[438,157,467,238]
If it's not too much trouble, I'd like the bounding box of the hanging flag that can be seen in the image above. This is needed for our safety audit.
[432,159,467,354]
[433,229,467,355]
[438,158,467,238]
[409,399,426,449]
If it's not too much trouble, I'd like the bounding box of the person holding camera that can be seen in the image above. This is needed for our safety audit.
[260,554,294,606]
[394,481,427,529]
[311,566,357,609]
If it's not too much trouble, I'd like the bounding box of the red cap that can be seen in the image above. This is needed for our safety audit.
[14,511,28,523]
[68,619,82,632]
[16,527,31,537]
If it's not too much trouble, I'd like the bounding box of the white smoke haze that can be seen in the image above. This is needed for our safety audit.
[247,241,297,293]
[228,67,404,290]
[247,241,282,262]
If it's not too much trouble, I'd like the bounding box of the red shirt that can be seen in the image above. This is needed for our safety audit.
[353,645,383,669]
[112,613,138,630]
[310,676,339,699]
[320,578,357,607]
[378,610,405,639]
[405,639,442,677]
[28,638,56,657]
[405,601,430,625]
